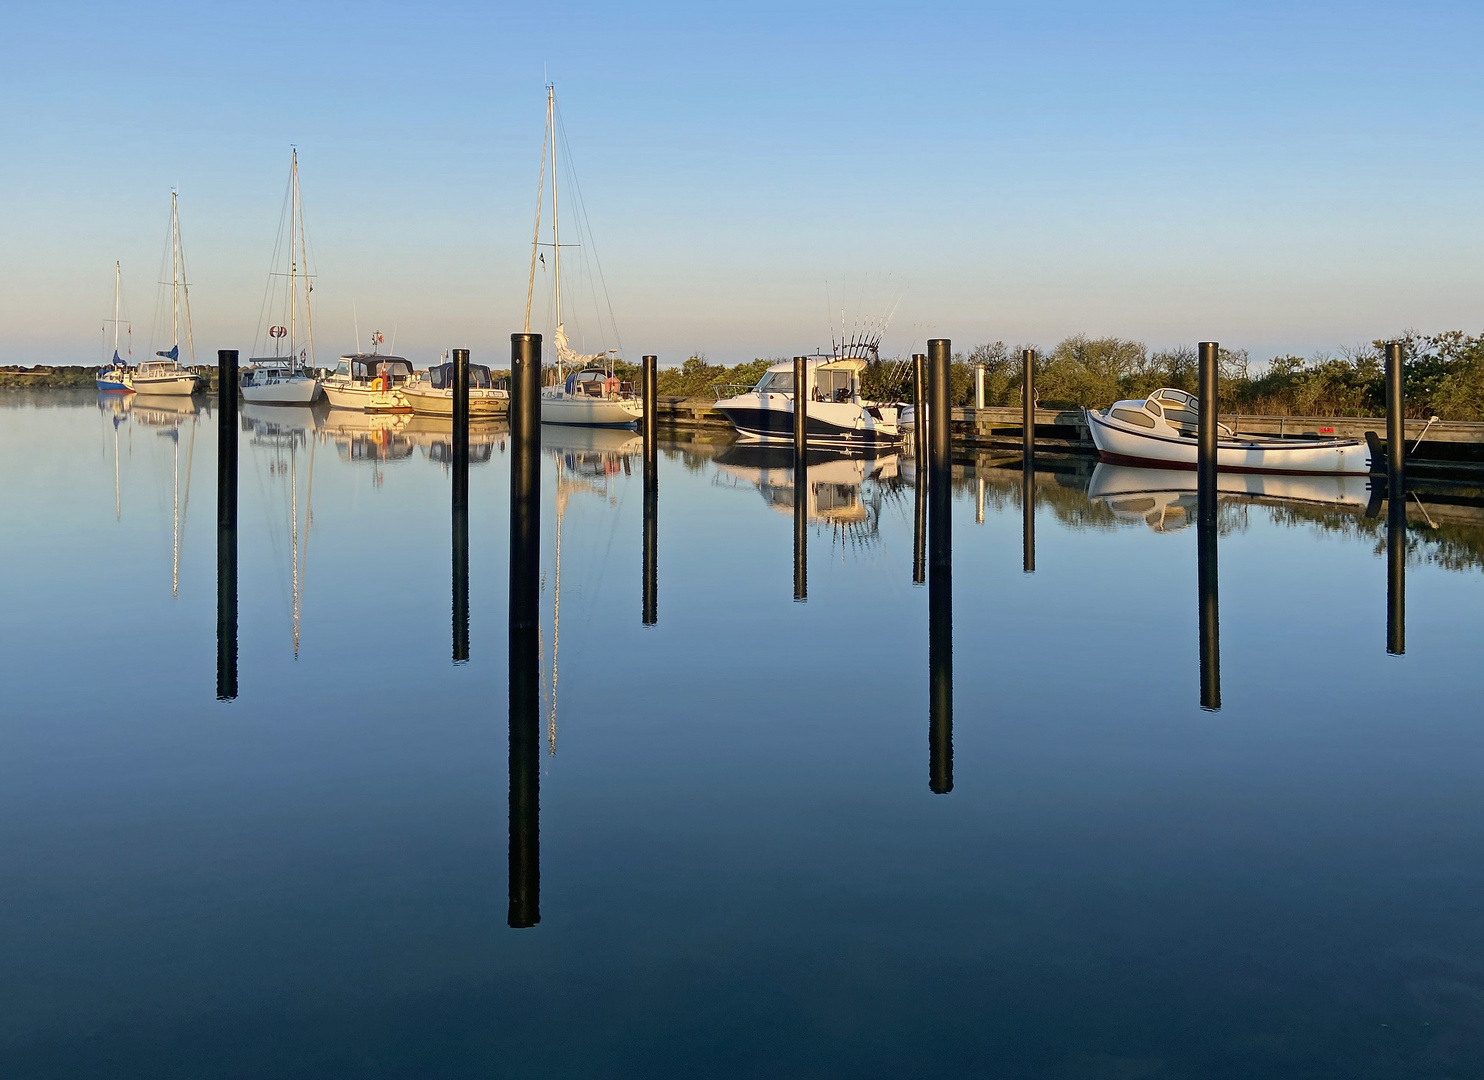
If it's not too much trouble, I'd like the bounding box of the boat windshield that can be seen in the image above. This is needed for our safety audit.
[757,371,795,394]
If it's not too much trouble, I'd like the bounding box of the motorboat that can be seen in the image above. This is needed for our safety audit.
[402,359,510,417]
[541,368,643,427]
[715,356,905,447]
[243,150,322,406]
[321,351,414,411]
[1086,387,1370,475]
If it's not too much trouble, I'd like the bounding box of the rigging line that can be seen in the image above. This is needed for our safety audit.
[554,104,625,358]
[252,165,295,359]
[524,93,551,334]
[296,153,317,368]
[175,195,196,366]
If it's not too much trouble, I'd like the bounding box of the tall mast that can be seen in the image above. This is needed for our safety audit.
[289,150,297,361]
[113,262,120,355]
[170,192,180,356]
[524,93,550,334]
[550,85,563,381]
[296,149,315,369]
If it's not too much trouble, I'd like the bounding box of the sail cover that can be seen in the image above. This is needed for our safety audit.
[554,323,607,368]
[156,345,179,361]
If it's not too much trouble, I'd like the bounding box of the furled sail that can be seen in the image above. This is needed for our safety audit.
[554,323,607,368]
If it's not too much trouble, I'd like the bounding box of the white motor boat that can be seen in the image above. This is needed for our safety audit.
[322,352,414,411]
[402,359,510,417]
[129,356,201,396]
[715,356,904,447]
[1087,387,1370,475]
[541,368,643,427]
[241,357,321,404]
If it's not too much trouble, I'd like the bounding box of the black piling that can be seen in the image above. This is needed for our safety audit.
[912,352,927,453]
[508,333,542,929]
[1197,342,1221,710]
[1386,342,1405,494]
[911,356,927,586]
[793,356,808,601]
[793,356,808,456]
[452,347,470,663]
[1022,348,1036,573]
[216,349,238,701]
[642,355,658,627]
[927,338,953,795]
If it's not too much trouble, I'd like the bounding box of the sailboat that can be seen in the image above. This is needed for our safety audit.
[243,149,323,405]
[525,85,643,428]
[131,191,203,397]
[96,261,134,392]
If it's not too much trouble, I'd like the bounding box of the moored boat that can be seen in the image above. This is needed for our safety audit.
[321,349,413,411]
[96,261,134,393]
[715,356,904,447]
[243,150,322,406]
[134,191,201,396]
[402,358,510,417]
[540,368,642,426]
[1086,387,1370,475]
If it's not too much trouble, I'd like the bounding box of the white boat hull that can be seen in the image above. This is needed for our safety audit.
[241,376,320,405]
[321,382,378,410]
[1087,409,1370,475]
[402,386,509,417]
[540,394,643,427]
[129,373,199,396]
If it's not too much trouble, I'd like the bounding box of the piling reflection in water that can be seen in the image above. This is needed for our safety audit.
[216,350,239,701]
[927,340,953,794]
[793,449,807,602]
[1022,462,1036,573]
[1196,343,1221,712]
[452,349,470,664]
[642,355,658,626]
[508,333,541,929]
[1387,493,1406,655]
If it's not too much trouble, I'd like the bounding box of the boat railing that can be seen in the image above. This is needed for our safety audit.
[712,382,756,399]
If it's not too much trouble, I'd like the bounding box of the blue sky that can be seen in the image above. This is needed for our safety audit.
[4,0,1482,366]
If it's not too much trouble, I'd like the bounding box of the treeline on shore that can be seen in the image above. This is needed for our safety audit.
[645,330,1484,420]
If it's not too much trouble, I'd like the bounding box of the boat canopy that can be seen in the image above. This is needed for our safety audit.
[338,355,412,381]
[427,362,492,389]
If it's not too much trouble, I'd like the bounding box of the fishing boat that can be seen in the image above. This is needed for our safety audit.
[321,336,414,411]
[401,356,510,417]
[131,192,203,396]
[523,84,643,428]
[1086,387,1370,475]
[96,261,133,392]
[243,151,322,406]
[715,356,905,447]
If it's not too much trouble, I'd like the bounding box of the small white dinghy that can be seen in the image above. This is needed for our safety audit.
[1086,387,1370,475]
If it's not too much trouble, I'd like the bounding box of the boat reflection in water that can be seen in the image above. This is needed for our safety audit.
[127,393,203,596]
[242,403,319,658]
[403,414,509,469]
[322,406,414,474]
[713,445,902,547]
[1088,463,1373,532]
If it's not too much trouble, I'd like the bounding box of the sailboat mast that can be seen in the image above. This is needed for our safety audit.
[113,262,120,355]
[523,97,550,335]
[170,192,180,355]
[296,150,315,369]
[289,150,297,362]
[550,85,563,382]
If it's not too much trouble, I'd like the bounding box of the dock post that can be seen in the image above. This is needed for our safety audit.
[793,356,808,601]
[927,338,953,794]
[508,332,542,928]
[1022,348,1036,573]
[1385,347,1406,652]
[912,352,927,453]
[974,364,985,410]
[793,356,808,456]
[216,348,238,701]
[1386,342,1405,494]
[452,348,470,662]
[642,355,658,626]
[1197,341,1221,710]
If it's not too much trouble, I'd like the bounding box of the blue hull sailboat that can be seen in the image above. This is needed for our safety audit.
[96,261,133,393]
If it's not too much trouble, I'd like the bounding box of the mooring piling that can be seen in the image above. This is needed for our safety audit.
[912,352,927,453]
[974,364,985,410]
[1022,349,1036,462]
[1197,342,1221,710]
[452,348,470,662]
[508,332,542,929]
[927,338,953,794]
[216,348,238,702]
[1386,341,1405,494]
[642,355,658,627]
[793,356,808,456]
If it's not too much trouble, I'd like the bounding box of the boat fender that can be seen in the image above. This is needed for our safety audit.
[606,376,620,396]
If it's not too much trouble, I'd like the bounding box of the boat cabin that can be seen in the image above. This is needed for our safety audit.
[752,357,864,403]
[1105,388,1232,438]
[563,368,632,397]
[427,362,493,389]
[335,355,413,386]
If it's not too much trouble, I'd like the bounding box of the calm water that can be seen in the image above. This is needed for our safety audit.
[2,389,1483,1078]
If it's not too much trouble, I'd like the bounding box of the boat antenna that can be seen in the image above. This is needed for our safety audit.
[353,300,361,354]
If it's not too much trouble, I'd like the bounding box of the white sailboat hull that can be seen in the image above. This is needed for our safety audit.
[1087,409,1370,475]
[540,394,643,427]
[128,372,199,396]
[241,376,320,405]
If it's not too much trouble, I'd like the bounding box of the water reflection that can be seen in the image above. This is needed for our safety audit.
[127,393,203,597]
[242,404,317,658]
[324,408,415,474]
[1388,490,1406,655]
[405,414,508,468]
